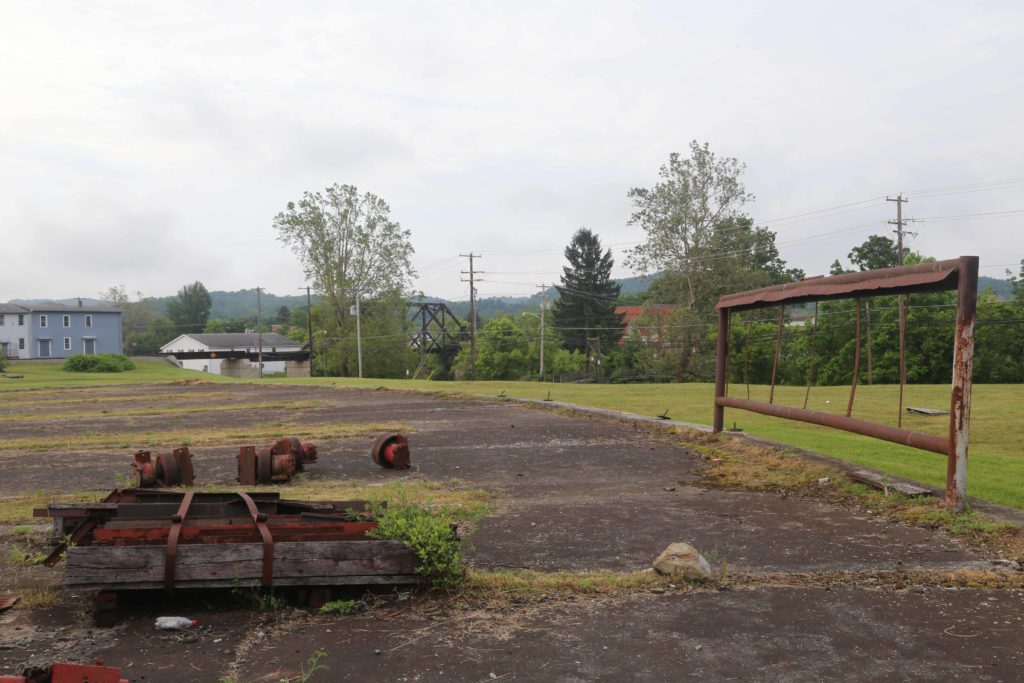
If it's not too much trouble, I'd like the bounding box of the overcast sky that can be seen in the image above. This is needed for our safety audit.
[3,1,1022,303]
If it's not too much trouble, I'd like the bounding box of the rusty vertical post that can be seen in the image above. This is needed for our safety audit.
[897,295,907,427]
[713,308,729,433]
[768,306,784,405]
[846,299,861,417]
[743,313,753,400]
[947,256,978,511]
[803,302,818,410]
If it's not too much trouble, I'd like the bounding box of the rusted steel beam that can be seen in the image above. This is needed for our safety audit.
[948,256,979,511]
[847,300,861,418]
[717,258,963,311]
[713,308,729,432]
[716,396,949,455]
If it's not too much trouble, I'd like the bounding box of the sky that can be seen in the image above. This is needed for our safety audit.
[2,1,1022,303]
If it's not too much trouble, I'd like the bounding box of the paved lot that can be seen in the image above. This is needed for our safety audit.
[1,384,1021,681]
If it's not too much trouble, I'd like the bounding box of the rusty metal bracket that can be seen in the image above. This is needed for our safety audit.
[237,492,275,587]
[164,491,195,590]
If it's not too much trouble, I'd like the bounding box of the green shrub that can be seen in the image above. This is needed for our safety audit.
[0,351,7,372]
[62,354,135,373]
[368,502,463,590]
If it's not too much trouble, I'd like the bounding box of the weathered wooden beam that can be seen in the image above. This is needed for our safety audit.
[65,540,418,589]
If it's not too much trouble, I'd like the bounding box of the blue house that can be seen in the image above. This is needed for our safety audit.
[0,302,122,359]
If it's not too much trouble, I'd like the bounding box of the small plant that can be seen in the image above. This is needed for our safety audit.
[368,501,463,590]
[278,650,328,683]
[319,599,358,615]
[62,354,135,373]
[11,525,33,536]
[8,545,46,565]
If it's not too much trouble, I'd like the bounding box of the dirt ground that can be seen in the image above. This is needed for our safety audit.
[1,383,1022,681]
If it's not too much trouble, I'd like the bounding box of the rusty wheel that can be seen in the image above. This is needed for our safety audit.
[256,447,273,484]
[371,433,410,469]
[159,451,181,486]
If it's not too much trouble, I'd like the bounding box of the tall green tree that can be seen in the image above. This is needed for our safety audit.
[273,184,415,377]
[551,228,625,354]
[626,142,799,314]
[847,234,904,271]
[166,281,212,332]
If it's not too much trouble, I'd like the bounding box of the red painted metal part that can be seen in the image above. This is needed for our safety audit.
[238,445,298,484]
[714,256,979,510]
[0,662,128,683]
[131,448,194,488]
[274,437,318,469]
[371,433,411,469]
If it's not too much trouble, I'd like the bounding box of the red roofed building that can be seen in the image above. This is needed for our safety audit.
[614,305,679,344]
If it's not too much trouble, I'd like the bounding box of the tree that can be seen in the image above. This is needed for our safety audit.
[847,234,903,271]
[626,143,799,314]
[276,306,291,325]
[99,285,173,355]
[166,281,212,332]
[274,183,415,325]
[274,184,415,377]
[626,141,749,310]
[552,228,625,354]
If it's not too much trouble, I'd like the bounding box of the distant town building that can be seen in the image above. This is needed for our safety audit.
[614,305,678,344]
[160,332,306,377]
[0,301,122,359]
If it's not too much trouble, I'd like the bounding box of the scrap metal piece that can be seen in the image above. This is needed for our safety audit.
[272,437,318,470]
[1,662,129,683]
[0,594,18,612]
[371,433,411,469]
[238,446,297,485]
[131,448,194,488]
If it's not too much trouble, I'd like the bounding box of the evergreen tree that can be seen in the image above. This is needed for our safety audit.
[552,228,625,353]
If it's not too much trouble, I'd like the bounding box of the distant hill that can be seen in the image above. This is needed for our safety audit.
[148,289,311,320]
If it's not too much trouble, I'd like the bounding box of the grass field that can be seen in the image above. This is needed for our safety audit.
[3,360,1021,510]
[0,358,232,390]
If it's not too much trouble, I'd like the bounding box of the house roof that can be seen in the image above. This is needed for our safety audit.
[2,302,121,313]
[614,305,678,325]
[165,333,300,350]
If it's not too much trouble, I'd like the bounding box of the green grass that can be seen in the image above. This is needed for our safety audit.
[265,377,1024,511]
[0,359,238,390]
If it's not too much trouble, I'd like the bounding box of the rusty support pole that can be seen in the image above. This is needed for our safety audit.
[803,302,818,410]
[743,313,753,400]
[713,308,729,433]
[865,299,873,385]
[768,306,784,405]
[846,299,861,417]
[947,256,978,511]
[898,294,907,427]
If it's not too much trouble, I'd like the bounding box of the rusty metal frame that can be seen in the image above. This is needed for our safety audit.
[713,256,979,510]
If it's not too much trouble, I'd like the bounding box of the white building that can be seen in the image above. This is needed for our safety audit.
[160,332,305,376]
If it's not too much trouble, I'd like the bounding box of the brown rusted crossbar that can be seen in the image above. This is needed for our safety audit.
[713,256,979,511]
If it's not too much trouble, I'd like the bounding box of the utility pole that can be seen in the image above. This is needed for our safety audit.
[256,286,263,380]
[887,194,909,425]
[537,284,547,381]
[301,286,313,377]
[353,292,363,379]
[460,253,481,380]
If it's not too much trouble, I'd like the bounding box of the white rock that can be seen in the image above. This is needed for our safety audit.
[652,542,712,580]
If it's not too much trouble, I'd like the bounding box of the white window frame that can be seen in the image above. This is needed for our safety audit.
[40,314,48,328]
[18,338,25,350]
[18,314,25,326]
[0,314,5,325]
[85,315,93,328]
[63,337,71,351]
[63,314,71,327]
